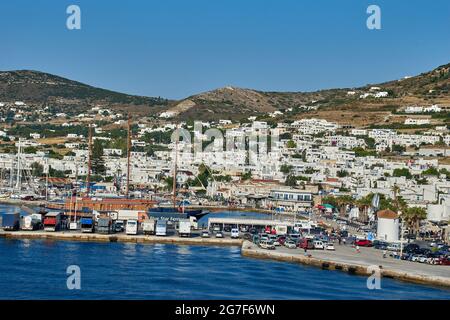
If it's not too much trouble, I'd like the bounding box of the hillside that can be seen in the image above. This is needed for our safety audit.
[0,70,170,114]
[169,62,450,122]
[0,63,449,123]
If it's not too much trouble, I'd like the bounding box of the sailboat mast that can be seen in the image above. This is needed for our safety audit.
[87,124,92,197]
[172,123,178,208]
[126,114,131,198]
[15,138,22,191]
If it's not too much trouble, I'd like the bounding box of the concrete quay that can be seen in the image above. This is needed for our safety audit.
[241,241,450,288]
[0,230,243,246]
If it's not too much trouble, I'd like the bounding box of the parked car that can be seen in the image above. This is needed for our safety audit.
[201,230,210,238]
[269,235,280,246]
[284,240,297,249]
[411,254,425,263]
[259,240,275,250]
[325,243,335,251]
[230,228,240,239]
[439,255,450,266]
[386,243,401,251]
[404,243,420,253]
[355,239,372,247]
[215,231,224,238]
[372,240,388,250]
[313,240,325,250]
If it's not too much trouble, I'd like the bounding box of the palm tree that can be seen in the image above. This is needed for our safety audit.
[336,195,354,217]
[402,207,427,235]
[391,184,401,212]
[356,194,372,223]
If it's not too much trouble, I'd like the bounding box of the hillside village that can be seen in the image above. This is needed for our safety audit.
[0,95,449,235]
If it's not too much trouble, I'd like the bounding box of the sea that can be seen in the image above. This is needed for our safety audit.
[0,204,449,300]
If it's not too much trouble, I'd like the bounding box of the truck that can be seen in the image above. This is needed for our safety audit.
[178,219,191,237]
[114,220,125,233]
[1,213,20,231]
[97,216,113,234]
[117,210,148,223]
[80,217,95,233]
[43,212,61,232]
[141,218,156,235]
[299,238,315,250]
[274,225,288,235]
[21,214,42,231]
[155,219,167,236]
[125,219,139,235]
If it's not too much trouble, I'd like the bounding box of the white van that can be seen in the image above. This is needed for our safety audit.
[231,228,239,239]
[259,240,275,250]
[126,220,139,235]
[313,240,325,250]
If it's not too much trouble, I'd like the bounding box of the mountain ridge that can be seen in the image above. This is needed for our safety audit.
[0,62,449,121]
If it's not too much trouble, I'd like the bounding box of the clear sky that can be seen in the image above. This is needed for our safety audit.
[0,0,449,99]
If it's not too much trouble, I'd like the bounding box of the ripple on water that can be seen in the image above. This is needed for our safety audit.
[1,239,450,300]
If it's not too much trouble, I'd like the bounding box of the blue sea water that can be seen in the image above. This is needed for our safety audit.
[1,204,450,300]
[0,238,449,300]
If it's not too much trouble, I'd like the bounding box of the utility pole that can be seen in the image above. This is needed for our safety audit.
[126,114,131,198]
[87,124,92,197]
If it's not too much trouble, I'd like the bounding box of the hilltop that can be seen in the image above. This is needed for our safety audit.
[0,70,170,115]
[0,62,449,123]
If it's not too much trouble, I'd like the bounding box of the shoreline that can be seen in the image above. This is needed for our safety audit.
[1,230,449,289]
[0,230,243,246]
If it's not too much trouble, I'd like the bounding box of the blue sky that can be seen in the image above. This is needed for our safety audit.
[0,0,449,99]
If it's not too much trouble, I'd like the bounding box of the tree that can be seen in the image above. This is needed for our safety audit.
[391,144,406,153]
[402,207,427,235]
[286,140,297,149]
[241,171,252,181]
[31,162,44,177]
[164,176,174,191]
[393,168,412,179]
[422,167,439,176]
[337,170,349,177]
[335,195,354,217]
[280,164,293,175]
[24,146,38,154]
[92,140,106,175]
[285,175,297,187]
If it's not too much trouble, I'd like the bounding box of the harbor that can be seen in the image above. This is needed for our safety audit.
[1,221,449,289]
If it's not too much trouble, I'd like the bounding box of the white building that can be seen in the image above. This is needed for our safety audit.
[376,209,399,242]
